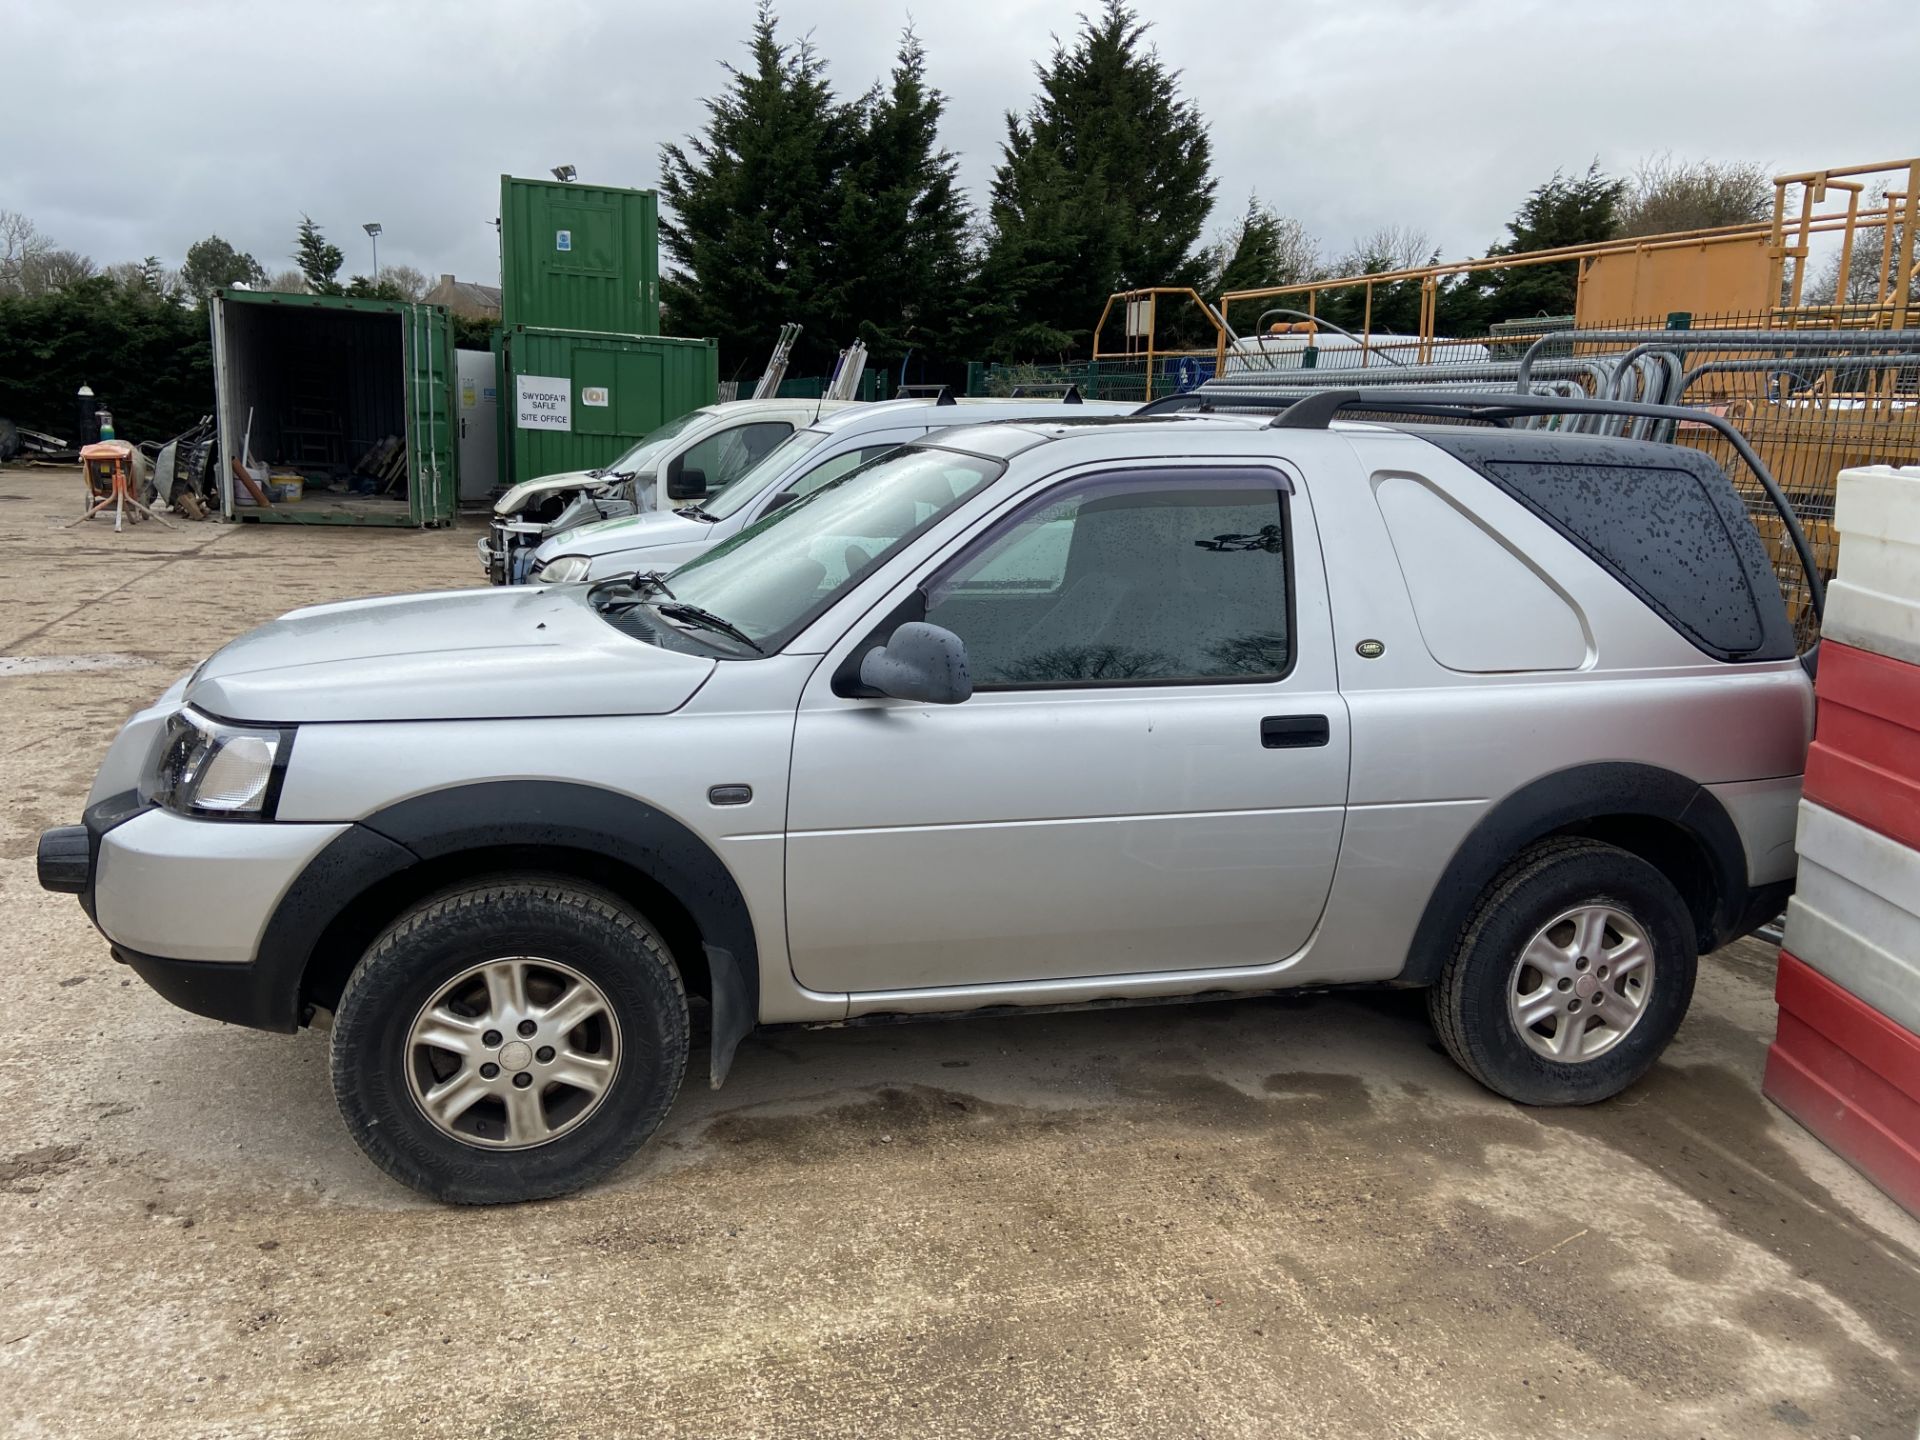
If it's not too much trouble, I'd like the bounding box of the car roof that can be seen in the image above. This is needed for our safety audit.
[700,398,859,419]
[801,395,1136,435]
[914,413,1277,459]
[917,408,1769,462]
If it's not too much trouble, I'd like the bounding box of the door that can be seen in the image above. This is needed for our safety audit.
[402,303,456,524]
[208,294,236,518]
[785,465,1349,995]
[456,350,500,500]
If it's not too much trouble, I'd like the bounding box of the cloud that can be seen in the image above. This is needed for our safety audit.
[5,0,1913,301]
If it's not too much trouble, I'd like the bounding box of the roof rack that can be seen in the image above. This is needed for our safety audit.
[1007,383,1084,403]
[1132,391,1254,416]
[1258,388,1822,623]
[894,383,957,405]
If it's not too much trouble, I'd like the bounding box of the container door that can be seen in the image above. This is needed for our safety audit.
[402,304,457,524]
[493,330,511,487]
[208,295,235,518]
[456,350,500,500]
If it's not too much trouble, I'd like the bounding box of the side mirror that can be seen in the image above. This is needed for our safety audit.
[667,465,707,501]
[858,623,972,704]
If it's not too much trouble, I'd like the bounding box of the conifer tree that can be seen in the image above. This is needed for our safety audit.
[975,1,1215,360]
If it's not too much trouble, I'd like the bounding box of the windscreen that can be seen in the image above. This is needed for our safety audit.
[600,408,711,475]
[663,447,1004,646]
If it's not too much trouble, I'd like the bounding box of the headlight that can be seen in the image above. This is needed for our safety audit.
[537,554,594,584]
[144,708,294,819]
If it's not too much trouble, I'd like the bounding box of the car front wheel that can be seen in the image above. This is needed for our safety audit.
[1428,838,1697,1106]
[331,878,689,1203]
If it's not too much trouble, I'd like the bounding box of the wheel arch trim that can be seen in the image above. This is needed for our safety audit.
[257,781,759,1082]
[1398,762,1751,987]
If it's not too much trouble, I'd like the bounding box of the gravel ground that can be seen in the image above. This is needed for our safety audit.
[1,464,1916,1439]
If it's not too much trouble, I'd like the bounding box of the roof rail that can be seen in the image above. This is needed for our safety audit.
[1264,388,1822,622]
[894,383,956,405]
[1133,391,1297,417]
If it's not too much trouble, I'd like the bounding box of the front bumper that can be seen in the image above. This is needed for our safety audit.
[40,797,359,1029]
[90,809,350,962]
[36,826,89,893]
[483,518,546,585]
[37,790,150,921]
[111,947,291,1030]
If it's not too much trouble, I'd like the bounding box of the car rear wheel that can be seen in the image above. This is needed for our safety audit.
[331,878,688,1203]
[1428,838,1696,1106]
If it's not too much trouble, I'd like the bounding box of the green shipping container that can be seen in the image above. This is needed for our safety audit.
[208,289,456,527]
[500,325,717,487]
[499,176,660,336]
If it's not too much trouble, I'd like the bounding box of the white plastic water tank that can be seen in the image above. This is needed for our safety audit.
[1826,463,1920,665]
[1784,799,1920,1037]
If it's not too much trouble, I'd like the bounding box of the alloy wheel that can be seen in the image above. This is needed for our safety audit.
[404,957,621,1149]
[1506,905,1654,1063]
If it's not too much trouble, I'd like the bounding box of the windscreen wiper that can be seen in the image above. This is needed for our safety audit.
[677,502,721,523]
[632,569,676,598]
[588,569,673,615]
[655,602,765,654]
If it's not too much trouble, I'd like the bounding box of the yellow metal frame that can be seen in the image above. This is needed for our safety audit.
[1090,286,1227,400]
[1084,157,1920,371]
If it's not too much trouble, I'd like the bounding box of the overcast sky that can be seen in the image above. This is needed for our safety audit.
[7,0,1915,294]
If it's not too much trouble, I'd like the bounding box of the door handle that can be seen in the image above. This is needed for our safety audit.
[1261,714,1330,749]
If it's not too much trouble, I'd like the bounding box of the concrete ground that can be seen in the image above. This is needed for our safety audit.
[0,463,1915,1440]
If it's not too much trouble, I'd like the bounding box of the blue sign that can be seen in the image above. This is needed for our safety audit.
[555,229,573,252]
[1166,356,1216,393]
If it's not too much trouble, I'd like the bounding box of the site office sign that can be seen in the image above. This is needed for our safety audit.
[516,375,572,431]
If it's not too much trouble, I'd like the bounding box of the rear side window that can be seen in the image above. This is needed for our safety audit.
[1479,459,1775,659]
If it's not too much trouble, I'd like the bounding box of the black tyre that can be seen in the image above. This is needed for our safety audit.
[331,878,688,1204]
[1428,838,1696,1106]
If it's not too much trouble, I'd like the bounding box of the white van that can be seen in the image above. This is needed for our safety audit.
[482,398,856,583]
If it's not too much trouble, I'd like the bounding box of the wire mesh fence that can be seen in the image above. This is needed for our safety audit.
[1181,312,1920,646]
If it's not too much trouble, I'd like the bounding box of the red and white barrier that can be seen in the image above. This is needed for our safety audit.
[1765,464,1920,1218]
[1765,954,1920,1216]
[1802,639,1920,852]
[1784,801,1920,1043]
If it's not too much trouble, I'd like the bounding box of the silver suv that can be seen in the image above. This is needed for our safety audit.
[39,405,1812,1203]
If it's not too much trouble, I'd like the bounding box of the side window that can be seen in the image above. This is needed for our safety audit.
[925,474,1291,687]
[684,422,793,493]
[1478,458,1773,658]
